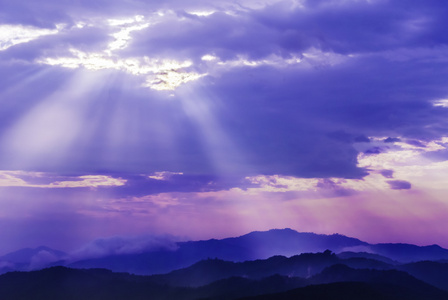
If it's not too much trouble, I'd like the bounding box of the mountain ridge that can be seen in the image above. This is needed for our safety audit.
[2,228,448,275]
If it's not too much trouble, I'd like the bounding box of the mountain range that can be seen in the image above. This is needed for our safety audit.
[2,228,448,275]
[1,253,448,299]
[1,229,448,299]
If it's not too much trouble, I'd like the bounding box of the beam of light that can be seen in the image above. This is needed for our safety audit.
[0,24,62,51]
[0,70,112,170]
[0,66,55,108]
[175,86,250,176]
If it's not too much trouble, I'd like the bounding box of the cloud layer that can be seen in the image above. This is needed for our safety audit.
[1,0,448,253]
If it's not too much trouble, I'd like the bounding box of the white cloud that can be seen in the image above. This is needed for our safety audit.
[148,171,183,180]
[245,175,319,192]
[69,234,179,261]
[433,99,448,108]
[0,24,61,51]
[186,10,216,17]
[0,171,126,188]
[35,14,206,90]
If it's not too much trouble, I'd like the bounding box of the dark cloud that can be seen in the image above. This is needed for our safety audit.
[384,137,401,143]
[1,0,448,186]
[255,0,448,54]
[112,173,252,197]
[405,139,427,148]
[387,180,412,190]
[423,149,448,162]
[316,178,356,197]
[380,169,394,179]
[364,147,382,155]
[354,135,370,143]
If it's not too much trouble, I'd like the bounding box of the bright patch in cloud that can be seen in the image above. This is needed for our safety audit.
[215,54,303,68]
[145,70,207,90]
[35,15,205,90]
[48,175,126,188]
[186,10,216,17]
[0,24,61,51]
[356,136,448,190]
[242,136,448,195]
[0,171,126,188]
[201,54,218,61]
[245,175,319,192]
[106,15,149,54]
[433,99,448,107]
[148,171,183,180]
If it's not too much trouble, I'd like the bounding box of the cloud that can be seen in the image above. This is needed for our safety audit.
[387,180,412,190]
[0,171,126,188]
[69,234,180,261]
[380,169,394,178]
[0,24,61,51]
[29,250,62,270]
[1,0,448,183]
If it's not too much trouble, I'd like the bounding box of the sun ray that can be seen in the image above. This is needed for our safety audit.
[0,69,113,171]
[175,85,250,176]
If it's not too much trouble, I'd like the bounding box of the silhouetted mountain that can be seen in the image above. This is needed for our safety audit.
[238,281,448,300]
[337,251,398,265]
[5,229,448,275]
[149,250,395,287]
[68,228,368,274]
[398,261,448,291]
[370,243,448,263]
[1,263,447,300]
[192,275,307,300]
[312,264,430,287]
[149,251,334,287]
[0,266,187,300]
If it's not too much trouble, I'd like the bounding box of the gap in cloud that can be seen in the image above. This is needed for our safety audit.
[33,13,207,91]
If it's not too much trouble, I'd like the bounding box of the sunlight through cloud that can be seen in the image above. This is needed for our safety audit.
[36,14,206,91]
[0,24,61,51]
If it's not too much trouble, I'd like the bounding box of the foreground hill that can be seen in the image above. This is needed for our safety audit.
[149,250,392,287]
[239,281,447,300]
[1,254,448,300]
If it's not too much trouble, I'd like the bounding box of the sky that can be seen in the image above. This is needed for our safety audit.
[1,0,448,255]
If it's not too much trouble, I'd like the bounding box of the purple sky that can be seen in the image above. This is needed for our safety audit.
[1,0,448,255]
